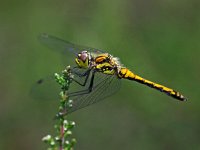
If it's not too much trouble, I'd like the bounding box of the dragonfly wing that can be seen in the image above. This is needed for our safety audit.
[38,34,105,55]
[30,67,121,114]
[65,71,121,114]
[30,68,88,101]
[30,75,61,101]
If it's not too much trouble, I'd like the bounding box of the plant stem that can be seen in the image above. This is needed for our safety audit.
[42,66,76,150]
[60,120,64,150]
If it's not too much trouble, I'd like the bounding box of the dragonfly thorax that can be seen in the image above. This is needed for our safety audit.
[90,52,123,75]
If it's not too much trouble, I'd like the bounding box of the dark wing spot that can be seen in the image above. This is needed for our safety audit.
[37,79,44,84]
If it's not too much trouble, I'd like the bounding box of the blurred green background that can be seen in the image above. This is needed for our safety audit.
[0,0,199,149]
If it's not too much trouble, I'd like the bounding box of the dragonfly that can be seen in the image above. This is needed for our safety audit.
[35,34,187,114]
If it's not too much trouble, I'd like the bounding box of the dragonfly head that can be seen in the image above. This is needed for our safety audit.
[75,51,90,68]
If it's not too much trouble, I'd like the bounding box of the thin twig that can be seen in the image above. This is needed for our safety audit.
[42,66,76,150]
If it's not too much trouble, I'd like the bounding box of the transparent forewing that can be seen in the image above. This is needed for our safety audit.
[30,75,61,101]
[38,34,104,55]
[65,70,121,114]
[30,67,121,113]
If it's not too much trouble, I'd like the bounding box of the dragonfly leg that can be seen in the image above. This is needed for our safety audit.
[71,68,91,86]
[71,67,91,77]
[68,70,95,97]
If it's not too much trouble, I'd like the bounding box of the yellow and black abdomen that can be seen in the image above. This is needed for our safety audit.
[118,68,187,101]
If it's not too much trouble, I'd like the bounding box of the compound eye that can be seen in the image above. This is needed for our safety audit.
[80,51,88,62]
